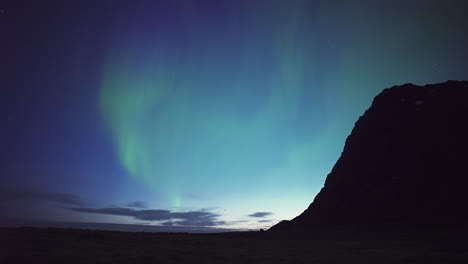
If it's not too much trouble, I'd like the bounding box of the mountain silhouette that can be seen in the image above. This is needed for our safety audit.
[271,81,468,231]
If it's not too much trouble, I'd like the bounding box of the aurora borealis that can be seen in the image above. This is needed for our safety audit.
[98,1,321,210]
[2,0,468,231]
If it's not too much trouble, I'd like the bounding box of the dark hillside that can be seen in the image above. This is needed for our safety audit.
[271,81,468,230]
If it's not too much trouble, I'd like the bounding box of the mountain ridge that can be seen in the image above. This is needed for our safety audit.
[271,80,468,231]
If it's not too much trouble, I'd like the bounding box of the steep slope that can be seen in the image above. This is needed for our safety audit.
[271,81,468,230]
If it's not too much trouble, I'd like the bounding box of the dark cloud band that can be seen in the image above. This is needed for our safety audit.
[1,188,84,206]
[248,212,272,218]
[68,206,224,227]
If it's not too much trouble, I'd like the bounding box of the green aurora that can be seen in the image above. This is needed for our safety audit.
[2,0,468,230]
[99,1,317,208]
[96,0,468,223]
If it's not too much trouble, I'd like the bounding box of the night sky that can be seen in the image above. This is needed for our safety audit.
[1,0,468,231]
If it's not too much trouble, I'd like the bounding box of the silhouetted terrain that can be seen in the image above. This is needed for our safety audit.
[2,226,468,264]
[271,81,468,230]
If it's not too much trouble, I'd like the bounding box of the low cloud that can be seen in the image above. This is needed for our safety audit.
[1,188,84,206]
[68,206,224,227]
[248,212,272,218]
[1,188,225,228]
[258,219,273,223]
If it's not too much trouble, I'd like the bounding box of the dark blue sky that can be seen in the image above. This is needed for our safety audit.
[1,0,468,231]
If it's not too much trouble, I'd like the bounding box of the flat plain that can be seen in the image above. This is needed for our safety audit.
[1,226,468,264]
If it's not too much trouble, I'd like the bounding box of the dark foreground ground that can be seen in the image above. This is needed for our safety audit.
[1,225,468,264]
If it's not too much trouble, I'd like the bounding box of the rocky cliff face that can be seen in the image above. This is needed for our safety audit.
[271,81,468,230]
